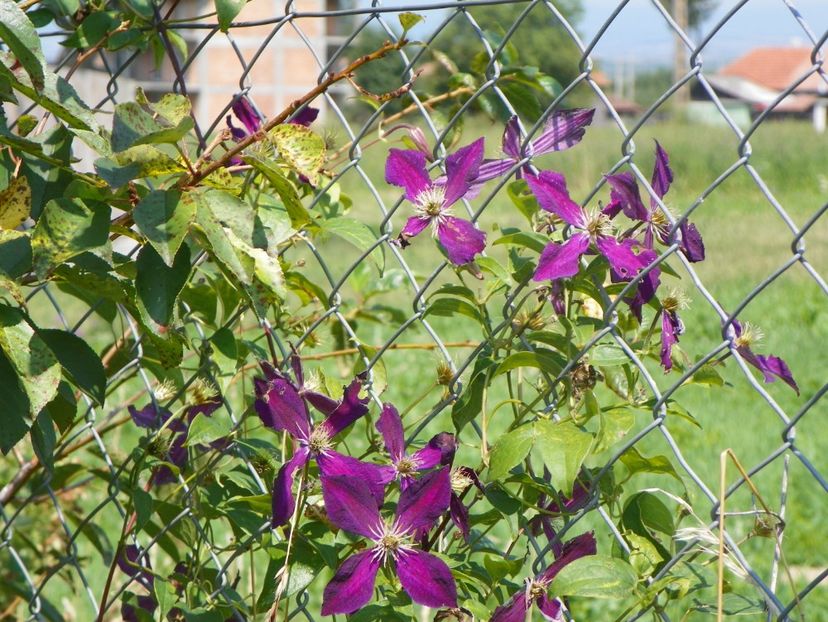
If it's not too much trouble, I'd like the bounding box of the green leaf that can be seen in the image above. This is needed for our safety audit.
[95,145,185,188]
[38,328,106,405]
[216,0,246,31]
[135,243,191,330]
[111,102,194,151]
[452,353,494,432]
[493,230,548,254]
[0,0,45,90]
[494,350,565,377]
[425,297,483,324]
[31,197,109,278]
[0,347,30,453]
[689,364,725,386]
[61,11,118,49]
[623,491,675,537]
[133,189,195,266]
[487,424,536,480]
[246,157,311,228]
[620,447,682,482]
[398,12,424,35]
[0,176,30,229]
[30,409,55,472]
[0,229,31,278]
[133,488,153,532]
[594,407,635,454]
[534,420,592,495]
[0,305,60,419]
[268,124,325,185]
[154,579,178,619]
[186,412,232,447]
[549,556,637,599]
[589,341,628,366]
[319,216,384,274]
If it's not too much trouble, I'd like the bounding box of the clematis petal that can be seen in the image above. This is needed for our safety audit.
[396,467,452,533]
[253,375,311,441]
[737,347,799,395]
[317,450,387,506]
[271,447,311,526]
[605,172,649,222]
[444,137,485,206]
[117,545,153,590]
[449,493,471,541]
[399,215,431,243]
[472,158,518,184]
[302,390,339,416]
[226,116,246,141]
[651,141,673,201]
[602,197,624,219]
[502,116,522,159]
[122,594,158,622]
[321,549,381,616]
[376,403,406,463]
[679,221,705,262]
[525,170,585,228]
[289,106,319,127]
[320,375,370,437]
[319,473,383,538]
[490,592,531,622]
[538,532,597,584]
[533,234,590,282]
[596,236,647,281]
[661,309,683,372]
[232,96,261,135]
[531,108,595,155]
[537,595,565,621]
[626,253,661,322]
[386,149,432,202]
[436,216,486,265]
[396,549,458,609]
[411,432,457,470]
[128,403,170,430]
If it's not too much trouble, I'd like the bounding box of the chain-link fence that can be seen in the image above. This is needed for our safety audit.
[1,0,826,620]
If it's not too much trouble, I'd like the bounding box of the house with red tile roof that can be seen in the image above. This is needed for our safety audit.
[704,46,827,131]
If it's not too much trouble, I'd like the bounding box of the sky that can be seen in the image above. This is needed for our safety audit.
[579,0,828,68]
[392,0,828,70]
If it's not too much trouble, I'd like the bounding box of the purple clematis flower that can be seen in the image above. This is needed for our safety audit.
[526,170,655,283]
[118,545,158,622]
[446,466,485,542]
[529,480,591,552]
[731,320,799,394]
[386,138,487,265]
[376,403,456,489]
[604,142,705,263]
[659,291,688,372]
[490,532,597,622]
[254,357,385,526]
[474,109,595,185]
[321,468,458,615]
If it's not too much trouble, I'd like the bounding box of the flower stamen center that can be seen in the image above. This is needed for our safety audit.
[734,322,764,349]
[308,425,333,454]
[415,186,447,219]
[395,456,420,477]
[662,290,689,313]
[373,521,413,564]
[583,208,613,240]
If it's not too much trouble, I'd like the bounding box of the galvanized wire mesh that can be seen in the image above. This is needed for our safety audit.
[1,0,827,620]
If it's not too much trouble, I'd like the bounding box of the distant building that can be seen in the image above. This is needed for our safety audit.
[590,68,642,122]
[697,46,827,132]
[72,0,353,140]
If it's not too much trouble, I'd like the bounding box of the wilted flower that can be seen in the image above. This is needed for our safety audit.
[376,403,456,489]
[525,170,656,283]
[386,138,487,265]
[321,469,458,615]
[730,320,799,394]
[128,403,187,486]
[474,109,595,185]
[660,290,688,372]
[254,356,384,526]
[490,532,597,622]
[604,142,705,263]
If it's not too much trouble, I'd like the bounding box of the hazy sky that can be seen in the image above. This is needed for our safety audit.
[579,0,828,68]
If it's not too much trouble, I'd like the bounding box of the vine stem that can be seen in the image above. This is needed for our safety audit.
[182,38,409,188]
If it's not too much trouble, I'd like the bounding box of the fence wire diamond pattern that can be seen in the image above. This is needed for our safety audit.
[1,0,826,620]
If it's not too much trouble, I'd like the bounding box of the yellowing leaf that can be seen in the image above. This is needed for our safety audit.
[268,124,325,186]
[0,177,30,229]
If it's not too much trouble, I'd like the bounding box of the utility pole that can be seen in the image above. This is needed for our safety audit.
[672,0,689,114]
